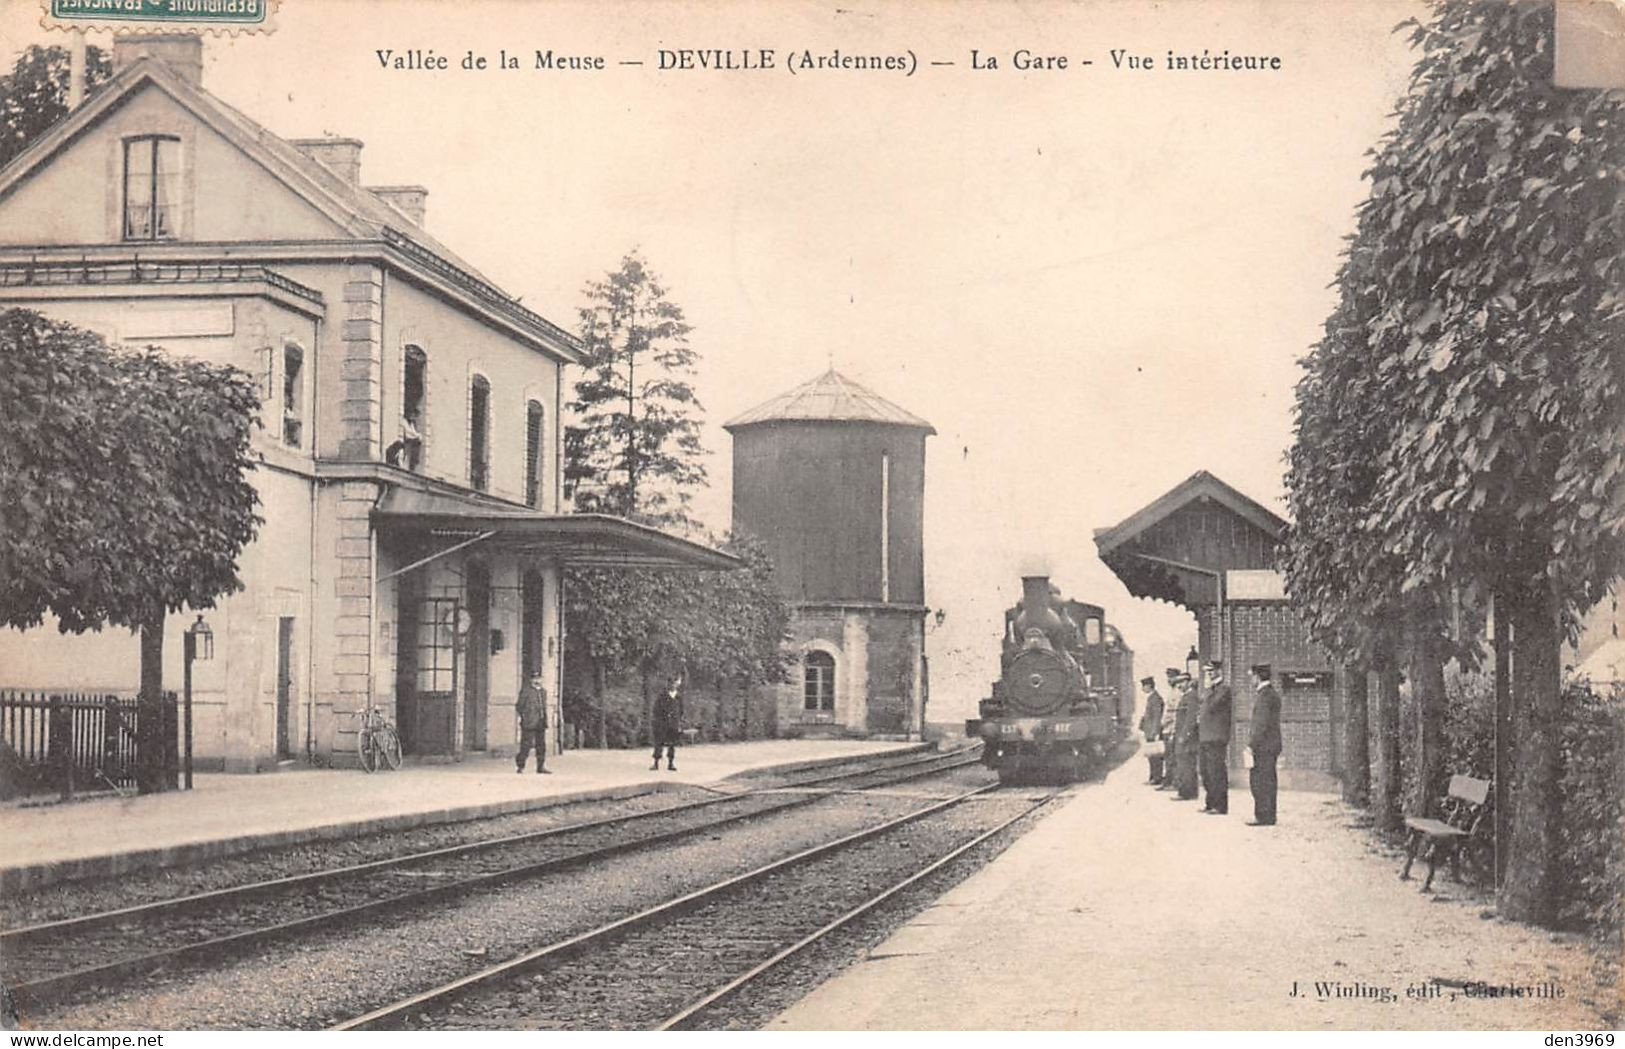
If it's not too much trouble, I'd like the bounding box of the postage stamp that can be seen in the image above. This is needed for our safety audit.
[40,0,276,35]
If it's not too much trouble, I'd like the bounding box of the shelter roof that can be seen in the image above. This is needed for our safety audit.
[373,488,739,571]
[725,369,935,433]
[1093,471,1288,609]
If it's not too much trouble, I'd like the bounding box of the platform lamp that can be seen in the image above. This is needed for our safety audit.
[1185,645,1201,682]
[182,614,213,790]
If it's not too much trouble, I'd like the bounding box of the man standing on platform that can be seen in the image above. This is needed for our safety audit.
[516,671,551,774]
[1157,669,1181,790]
[651,675,684,772]
[1139,676,1165,784]
[1247,663,1282,825]
[1172,671,1201,801]
[1198,660,1233,815]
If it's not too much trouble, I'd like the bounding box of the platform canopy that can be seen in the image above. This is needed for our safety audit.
[372,488,739,572]
[1093,471,1287,610]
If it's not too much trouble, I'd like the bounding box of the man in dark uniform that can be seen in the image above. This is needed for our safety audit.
[1172,672,1201,800]
[651,675,684,771]
[1138,676,1165,784]
[1197,659,1233,815]
[1247,662,1282,825]
[515,671,551,774]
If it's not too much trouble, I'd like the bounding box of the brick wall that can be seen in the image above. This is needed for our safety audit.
[1198,599,1347,790]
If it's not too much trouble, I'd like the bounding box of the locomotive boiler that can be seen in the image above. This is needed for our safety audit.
[965,576,1131,783]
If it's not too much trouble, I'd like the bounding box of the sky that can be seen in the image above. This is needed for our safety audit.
[2,0,1424,719]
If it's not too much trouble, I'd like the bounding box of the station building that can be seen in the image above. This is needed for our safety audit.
[0,35,730,772]
[726,370,934,738]
[1095,471,1347,790]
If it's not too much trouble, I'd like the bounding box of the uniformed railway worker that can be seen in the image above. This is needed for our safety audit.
[651,675,684,772]
[1198,660,1233,815]
[515,671,551,774]
[1172,671,1201,801]
[1157,668,1181,791]
[1247,662,1283,826]
[1138,676,1165,784]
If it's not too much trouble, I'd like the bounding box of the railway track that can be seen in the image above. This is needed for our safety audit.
[2,747,980,1013]
[333,782,1060,1031]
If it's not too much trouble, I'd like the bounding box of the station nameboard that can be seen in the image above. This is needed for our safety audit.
[1225,569,1286,602]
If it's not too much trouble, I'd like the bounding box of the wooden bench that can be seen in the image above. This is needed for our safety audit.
[1400,774,1492,892]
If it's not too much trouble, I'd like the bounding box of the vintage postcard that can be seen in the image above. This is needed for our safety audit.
[0,0,1619,1037]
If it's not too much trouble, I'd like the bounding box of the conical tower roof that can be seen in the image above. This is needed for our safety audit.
[725,368,935,433]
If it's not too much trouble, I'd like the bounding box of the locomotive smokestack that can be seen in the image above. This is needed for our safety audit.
[1021,576,1052,611]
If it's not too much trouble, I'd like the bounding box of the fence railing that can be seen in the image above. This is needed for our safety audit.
[0,690,187,799]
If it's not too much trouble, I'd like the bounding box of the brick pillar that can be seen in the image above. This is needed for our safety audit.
[339,264,383,460]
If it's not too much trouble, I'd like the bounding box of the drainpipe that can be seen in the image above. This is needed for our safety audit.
[304,313,322,763]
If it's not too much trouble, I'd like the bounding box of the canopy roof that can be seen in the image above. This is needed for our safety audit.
[1093,471,1287,608]
[372,489,738,571]
[725,368,935,432]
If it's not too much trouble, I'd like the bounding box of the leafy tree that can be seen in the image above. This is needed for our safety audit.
[0,310,261,792]
[1287,1,1623,923]
[561,253,787,746]
[564,535,791,746]
[1,43,112,170]
[566,251,707,531]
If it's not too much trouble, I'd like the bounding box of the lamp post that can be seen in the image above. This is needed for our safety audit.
[1185,645,1201,681]
[182,614,213,790]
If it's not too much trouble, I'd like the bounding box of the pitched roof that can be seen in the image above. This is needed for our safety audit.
[1093,470,1287,558]
[724,368,935,433]
[0,57,578,356]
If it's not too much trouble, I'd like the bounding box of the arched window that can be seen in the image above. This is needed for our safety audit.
[123,135,181,240]
[393,345,428,471]
[525,399,545,508]
[281,342,304,448]
[804,650,836,712]
[469,374,491,491]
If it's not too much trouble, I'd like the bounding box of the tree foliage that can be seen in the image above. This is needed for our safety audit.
[1,44,112,170]
[1284,1,1624,924]
[565,534,792,691]
[565,252,707,531]
[0,309,261,791]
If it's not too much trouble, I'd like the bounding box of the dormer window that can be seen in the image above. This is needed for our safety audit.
[123,136,181,241]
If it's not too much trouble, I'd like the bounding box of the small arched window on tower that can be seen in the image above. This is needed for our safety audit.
[804,650,836,714]
[524,399,545,508]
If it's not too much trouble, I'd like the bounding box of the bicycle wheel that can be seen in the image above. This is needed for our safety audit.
[358,729,379,773]
[378,725,403,771]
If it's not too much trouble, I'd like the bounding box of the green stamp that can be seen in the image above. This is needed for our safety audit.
[47,0,270,27]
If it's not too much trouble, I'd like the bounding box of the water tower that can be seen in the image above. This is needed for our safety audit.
[726,369,934,737]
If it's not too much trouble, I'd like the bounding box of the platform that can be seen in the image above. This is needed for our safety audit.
[0,739,925,894]
[770,759,1616,1031]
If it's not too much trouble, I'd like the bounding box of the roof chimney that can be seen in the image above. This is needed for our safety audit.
[113,33,204,86]
[289,137,364,184]
[368,185,428,227]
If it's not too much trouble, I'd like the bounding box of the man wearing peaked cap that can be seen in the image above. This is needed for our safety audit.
[1171,671,1201,800]
[1138,676,1165,784]
[1247,663,1282,825]
[1198,659,1233,815]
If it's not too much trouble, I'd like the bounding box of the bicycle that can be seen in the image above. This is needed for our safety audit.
[356,705,403,773]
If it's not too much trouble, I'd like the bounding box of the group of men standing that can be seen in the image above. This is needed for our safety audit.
[1137,659,1282,826]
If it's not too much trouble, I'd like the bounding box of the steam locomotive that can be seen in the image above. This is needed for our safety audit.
[965,576,1134,784]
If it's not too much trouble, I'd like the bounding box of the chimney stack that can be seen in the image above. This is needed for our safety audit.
[289,137,364,184]
[112,32,204,86]
[368,185,429,227]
